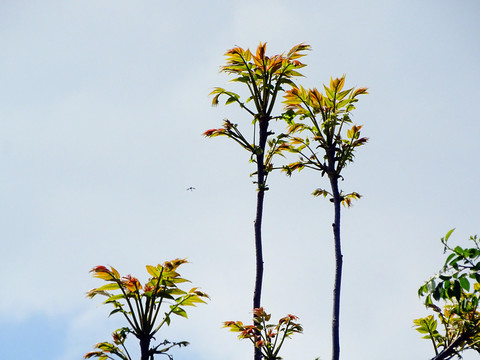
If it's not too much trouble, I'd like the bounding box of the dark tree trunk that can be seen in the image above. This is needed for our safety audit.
[253,186,265,310]
[326,144,342,360]
[253,184,264,360]
[330,174,342,360]
[253,118,268,360]
[139,336,151,360]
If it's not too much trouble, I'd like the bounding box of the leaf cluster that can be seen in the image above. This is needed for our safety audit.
[85,332,189,360]
[418,230,480,305]
[280,75,367,206]
[282,75,368,179]
[311,189,361,207]
[204,43,310,191]
[414,230,480,359]
[223,307,303,360]
[210,42,310,118]
[205,45,368,205]
[84,328,132,360]
[85,259,209,360]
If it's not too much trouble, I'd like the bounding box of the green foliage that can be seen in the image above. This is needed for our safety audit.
[311,189,361,207]
[415,230,480,359]
[85,259,208,360]
[209,42,310,116]
[223,308,303,360]
[85,335,189,360]
[84,327,131,360]
[282,75,368,206]
[204,42,310,190]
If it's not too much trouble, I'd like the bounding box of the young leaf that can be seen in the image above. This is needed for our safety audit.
[171,306,188,319]
[459,276,470,292]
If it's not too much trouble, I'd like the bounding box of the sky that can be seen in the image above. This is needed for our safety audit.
[1,0,480,359]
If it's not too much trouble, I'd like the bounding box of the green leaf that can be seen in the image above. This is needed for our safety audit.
[178,294,207,307]
[146,265,160,278]
[95,283,121,292]
[109,308,124,317]
[336,99,352,110]
[323,84,335,99]
[450,256,461,270]
[106,294,126,303]
[413,315,437,335]
[418,284,428,297]
[225,95,239,105]
[454,246,465,257]
[459,276,470,292]
[443,280,451,290]
[444,228,456,242]
[164,288,188,296]
[312,189,329,198]
[467,248,480,258]
[346,128,353,139]
[425,295,433,306]
[171,306,188,319]
[445,253,456,266]
[231,76,250,83]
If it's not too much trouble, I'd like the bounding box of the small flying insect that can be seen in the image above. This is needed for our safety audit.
[186,187,196,191]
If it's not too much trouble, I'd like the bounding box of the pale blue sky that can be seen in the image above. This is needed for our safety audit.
[1,1,479,359]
